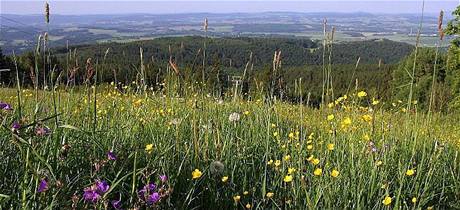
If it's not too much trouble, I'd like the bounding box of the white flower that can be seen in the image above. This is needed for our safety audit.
[228,112,241,122]
[170,118,181,125]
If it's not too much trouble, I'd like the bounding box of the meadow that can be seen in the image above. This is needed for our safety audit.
[1,83,460,209]
[1,2,460,209]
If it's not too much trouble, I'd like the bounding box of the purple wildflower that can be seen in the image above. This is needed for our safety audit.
[111,199,122,210]
[83,187,101,203]
[83,180,109,203]
[96,180,110,194]
[37,179,48,193]
[107,150,117,161]
[159,175,168,183]
[35,126,51,136]
[147,192,160,205]
[0,102,12,110]
[138,183,156,198]
[11,121,21,131]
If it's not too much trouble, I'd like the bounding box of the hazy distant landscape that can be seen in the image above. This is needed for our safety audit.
[0,12,453,53]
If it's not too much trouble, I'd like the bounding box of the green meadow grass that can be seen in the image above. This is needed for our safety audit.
[0,86,459,209]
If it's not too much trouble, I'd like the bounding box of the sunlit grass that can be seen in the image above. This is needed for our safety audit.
[1,86,459,209]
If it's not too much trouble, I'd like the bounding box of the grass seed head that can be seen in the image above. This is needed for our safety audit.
[45,1,50,24]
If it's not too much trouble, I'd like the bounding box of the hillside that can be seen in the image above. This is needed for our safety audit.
[53,36,414,67]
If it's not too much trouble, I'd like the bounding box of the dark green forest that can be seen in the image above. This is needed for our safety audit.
[0,37,411,104]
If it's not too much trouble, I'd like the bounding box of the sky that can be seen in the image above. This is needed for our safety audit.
[1,0,459,15]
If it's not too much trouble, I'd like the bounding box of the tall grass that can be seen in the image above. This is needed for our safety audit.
[1,1,460,209]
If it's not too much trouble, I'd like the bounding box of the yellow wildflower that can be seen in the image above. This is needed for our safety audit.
[312,158,320,165]
[284,175,293,183]
[376,160,383,166]
[331,169,339,178]
[288,167,296,174]
[243,111,250,115]
[192,169,202,179]
[327,114,335,121]
[274,160,281,167]
[406,169,415,176]
[314,168,322,176]
[362,114,372,123]
[372,98,380,105]
[341,117,352,127]
[284,155,291,161]
[245,203,251,209]
[222,176,229,183]
[233,195,241,203]
[288,132,295,138]
[243,191,249,195]
[307,144,313,150]
[145,144,153,153]
[327,143,334,151]
[267,159,274,165]
[382,196,392,206]
[266,192,274,198]
[412,197,417,203]
[357,91,367,98]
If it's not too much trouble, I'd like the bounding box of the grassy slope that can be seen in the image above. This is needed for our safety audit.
[0,86,459,209]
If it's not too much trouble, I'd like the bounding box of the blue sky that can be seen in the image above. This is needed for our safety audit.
[2,1,459,15]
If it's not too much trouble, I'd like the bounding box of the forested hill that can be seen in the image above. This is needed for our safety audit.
[52,36,414,67]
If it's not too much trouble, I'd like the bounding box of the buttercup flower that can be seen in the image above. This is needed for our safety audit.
[192,169,202,179]
[357,91,367,98]
[382,196,392,206]
[406,169,415,176]
[331,169,340,178]
[362,114,372,123]
[233,195,241,203]
[314,168,322,176]
[266,192,274,198]
[283,175,293,183]
[145,144,153,153]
